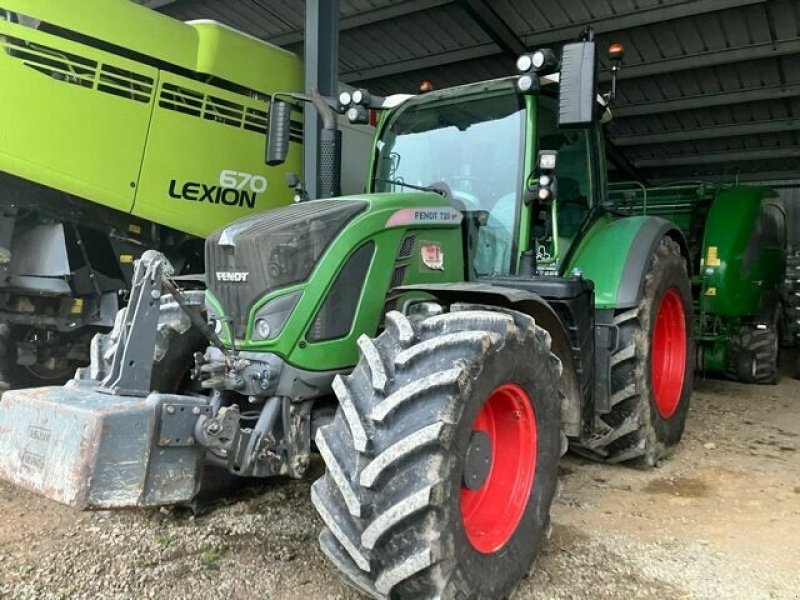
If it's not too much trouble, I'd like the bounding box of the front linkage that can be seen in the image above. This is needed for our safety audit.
[92,250,318,483]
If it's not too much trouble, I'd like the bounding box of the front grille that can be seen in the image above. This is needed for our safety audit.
[397,234,416,260]
[308,242,374,342]
[390,265,407,289]
[206,200,368,338]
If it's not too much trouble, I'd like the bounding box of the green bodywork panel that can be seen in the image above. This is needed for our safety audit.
[0,0,303,238]
[607,181,786,373]
[699,186,785,318]
[208,193,464,371]
[564,214,655,309]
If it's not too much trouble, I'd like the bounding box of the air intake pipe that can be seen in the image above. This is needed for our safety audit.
[310,89,341,199]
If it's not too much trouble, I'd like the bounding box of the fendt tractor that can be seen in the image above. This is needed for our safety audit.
[0,0,305,388]
[0,33,783,598]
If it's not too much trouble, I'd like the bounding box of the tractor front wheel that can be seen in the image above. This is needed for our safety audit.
[312,304,562,598]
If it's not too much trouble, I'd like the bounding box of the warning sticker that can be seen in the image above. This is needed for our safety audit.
[421,242,445,270]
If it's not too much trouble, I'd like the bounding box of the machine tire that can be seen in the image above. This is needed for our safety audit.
[729,321,780,385]
[150,319,206,393]
[313,304,562,599]
[577,237,693,466]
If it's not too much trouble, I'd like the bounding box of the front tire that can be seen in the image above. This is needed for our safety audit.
[313,305,562,598]
[577,237,694,465]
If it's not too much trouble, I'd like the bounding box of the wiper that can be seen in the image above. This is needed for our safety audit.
[372,177,446,196]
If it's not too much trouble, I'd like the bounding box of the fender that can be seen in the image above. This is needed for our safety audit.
[395,282,583,438]
[567,214,689,310]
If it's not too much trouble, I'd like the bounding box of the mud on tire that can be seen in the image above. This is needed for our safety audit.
[312,303,562,599]
[576,237,694,466]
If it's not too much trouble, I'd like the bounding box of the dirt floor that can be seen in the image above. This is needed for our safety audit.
[0,370,798,599]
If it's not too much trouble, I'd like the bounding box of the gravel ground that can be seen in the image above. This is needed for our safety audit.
[0,368,798,599]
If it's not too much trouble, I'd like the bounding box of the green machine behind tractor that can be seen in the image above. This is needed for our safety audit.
[0,28,788,600]
[609,182,787,384]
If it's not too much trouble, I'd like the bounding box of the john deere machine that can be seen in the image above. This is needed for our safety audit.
[0,28,787,598]
[0,0,304,388]
[609,183,786,384]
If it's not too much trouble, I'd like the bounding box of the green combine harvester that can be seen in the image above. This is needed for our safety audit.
[0,0,303,388]
[0,29,787,599]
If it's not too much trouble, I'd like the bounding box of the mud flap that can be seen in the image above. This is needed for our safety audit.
[0,382,208,509]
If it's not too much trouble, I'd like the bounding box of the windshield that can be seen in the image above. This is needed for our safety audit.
[373,88,526,276]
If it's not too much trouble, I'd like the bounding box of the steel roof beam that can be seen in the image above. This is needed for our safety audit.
[602,38,800,82]
[462,0,526,57]
[524,0,765,47]
[633,147,800,168]
[267,0,454,46]
[613,82,800,117]
[343,0,765,83]
[613,118,800,146]
[648,171,800,185]
[342,44,498,82]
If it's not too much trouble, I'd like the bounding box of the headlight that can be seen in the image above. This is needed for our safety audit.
[517,74,534,93]
[516,54,532,72]
[255,318,271,339]
[251,292,302,341]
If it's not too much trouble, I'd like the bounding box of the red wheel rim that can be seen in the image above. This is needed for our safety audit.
[651,288,687,419]
[460,383,537,554]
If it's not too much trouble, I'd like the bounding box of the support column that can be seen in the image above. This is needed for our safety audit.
[304,0,340,200]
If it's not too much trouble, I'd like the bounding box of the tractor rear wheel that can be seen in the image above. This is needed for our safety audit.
[312,304,562,598]
[577,237,693,466]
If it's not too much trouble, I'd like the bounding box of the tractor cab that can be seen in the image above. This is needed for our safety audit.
[369,78,606,278]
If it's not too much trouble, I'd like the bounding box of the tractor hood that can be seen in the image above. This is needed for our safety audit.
[204,191,461,352]
[206,199,367,337]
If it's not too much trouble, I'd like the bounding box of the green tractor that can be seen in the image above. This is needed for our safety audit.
[609,183,787,384]
[0,0,304,388]
[1,39,698,596]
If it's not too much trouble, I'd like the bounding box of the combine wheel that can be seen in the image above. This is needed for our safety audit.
[577,237,693,466]
[313,304,562,598]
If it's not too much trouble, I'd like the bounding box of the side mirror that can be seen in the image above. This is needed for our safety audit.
[558,41,596,128]
[265,99,292,166]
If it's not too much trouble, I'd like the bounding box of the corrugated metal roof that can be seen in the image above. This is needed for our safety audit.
[151,0,800,183]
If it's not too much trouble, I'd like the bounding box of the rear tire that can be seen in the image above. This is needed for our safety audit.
[729,320,780,385]
[576,237,694,466]
[313,304,562,598]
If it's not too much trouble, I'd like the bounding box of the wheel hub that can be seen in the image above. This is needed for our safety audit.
[463,430,492,490]
[651,287,687,419]
[460,383,537,554]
